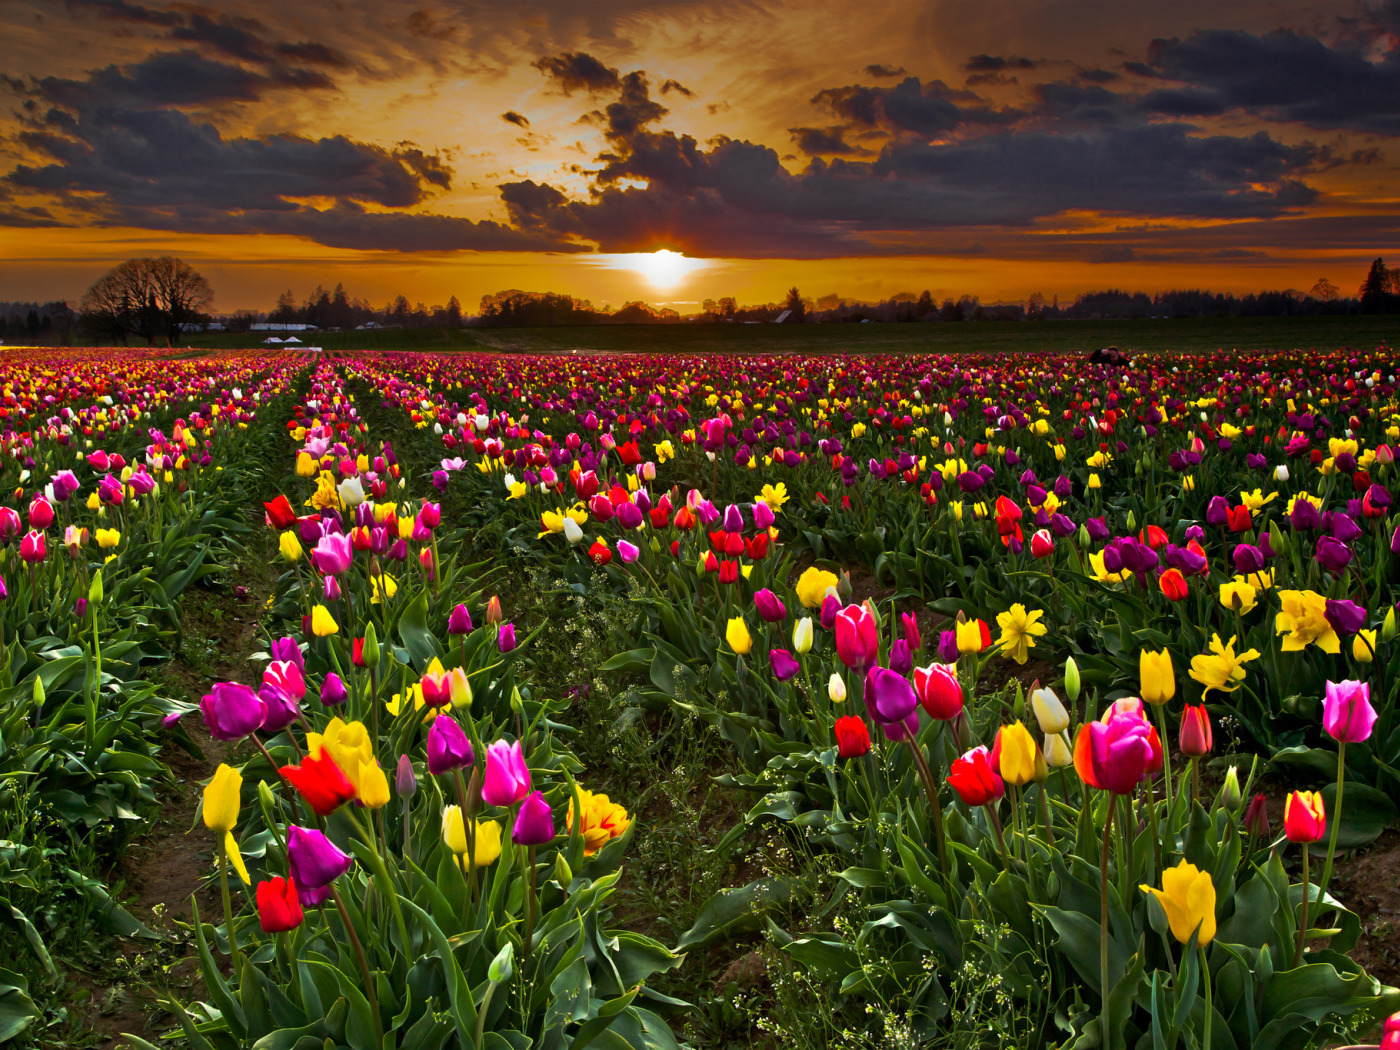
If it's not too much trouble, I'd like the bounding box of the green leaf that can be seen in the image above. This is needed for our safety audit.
[1318,781,1397,850]
[0,968,37,1042]
[676,877,797,952]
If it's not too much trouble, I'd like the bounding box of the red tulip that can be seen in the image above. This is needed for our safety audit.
[1159,568,1188,601]
[912,663,963,720]
[264,495,297,530]
[1284,790,1326,843]
[834,715,871,759]
[280,753,357,816]
[257,876,304,931]
[946,745,1004,806]
[1179,703,1212,757]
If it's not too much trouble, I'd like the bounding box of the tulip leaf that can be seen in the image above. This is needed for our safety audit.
[0,968,37,1043]
[1317,781,1396,850]
[397,591,443,669]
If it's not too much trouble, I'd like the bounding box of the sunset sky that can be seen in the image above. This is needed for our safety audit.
[0,0,1397,313]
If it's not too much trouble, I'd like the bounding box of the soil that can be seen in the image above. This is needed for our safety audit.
[81,543,275,1047]
[1329,828,1400,990]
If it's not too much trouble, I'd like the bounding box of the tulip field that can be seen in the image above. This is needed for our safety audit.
[5,343,1400,1049]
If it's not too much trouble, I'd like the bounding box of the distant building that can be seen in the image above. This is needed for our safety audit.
[251,322,319,332]
[773,309,792,324]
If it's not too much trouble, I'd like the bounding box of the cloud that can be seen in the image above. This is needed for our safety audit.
[501,110,531,127]
[1142,29,1400,135]
[532,51,621,94]
[659,78,693,97]
[864,64,905,78]
[964,54,1040,72]
[498,60,1322,257]
[813,76,1017,137]
[63,0,180,27]
[789,125,872,156]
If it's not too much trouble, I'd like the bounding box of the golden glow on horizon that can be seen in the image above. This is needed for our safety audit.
[607,250,709,290]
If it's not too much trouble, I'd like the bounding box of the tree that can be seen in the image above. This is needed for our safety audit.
[80,256,213,344]
[1359,258,1395,313]
[717,296,737,320]
[1308,277,1339,302]
[783,287,807,322]
[271,289,299,323]
[445,295,462,327]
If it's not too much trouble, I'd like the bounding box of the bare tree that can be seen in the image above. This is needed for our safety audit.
[80,257,213,344]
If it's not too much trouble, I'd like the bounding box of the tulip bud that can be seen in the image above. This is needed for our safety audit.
[1219,766,1242,811]
[792,617,813,654]
[88,568,103,602]
[1125,509,1136,531]
[486,595,503,625]
[828,673,847,703]
[1384,605,1397,643]
[1063,655,1081,703]
[396,755,417,797]
[361,622,380,669]
[33,674,44,707]
[1244,793,1269,838]
[554,851,573,887]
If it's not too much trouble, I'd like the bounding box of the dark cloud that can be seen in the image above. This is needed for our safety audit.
[1143,29,1400,136]
[964,54,1040,72]
[273,42,351,68]
[171,13,269,61]
[813,76,1016,137]
[1077,68,1121,84]
[501,110,530,127]
[24,50,334,110]
[789,126,872,156]
[63,0,180,27]
[499,62,1321,257]
[531,51,621,95]
[659,78,692,97]
[864,64,905,78]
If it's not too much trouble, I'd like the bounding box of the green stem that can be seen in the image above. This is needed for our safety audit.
[1100,793,1117,1012]
[219,853,242,971]
[331,886,383,1047]
[1316,741,1346,912]
[1200,942,1213,1048]
[1294,845,1310,968]
[905,736,948,878]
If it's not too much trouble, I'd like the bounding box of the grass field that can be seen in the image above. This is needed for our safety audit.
[180,313,1398,356]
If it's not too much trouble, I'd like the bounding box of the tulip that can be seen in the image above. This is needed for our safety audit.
[1285,790,1326,843]
[828,673,847,703]
[1139,860,1216,945]
[726,617,753,655]
[287,824,353,891]
[834,604,879,669]
[862,665,919,726]
[447,603,473,634]
[512,790,556,846]
[427,714,474,774]
[994,721,1038,786]
[497,623,517,652]
[202,763,249,884]
[946,745,1004,806]
[201,682,264,740]
[753,589,786,623]
[396,755,417,798]
[19,530,45,563]
[1179,704,1212,757]
[481,739,531,807]
[1159,567,1189,601]
[1322,679,1376,743]
[486,595,503,624]
[320,672,347,706]
[1030,528,1054,558]
[834,715,871,758]
[1030,686,1069,734]
[1075,709,1155,794]
[256,876,303,932]
[792,617,813,654]
[1043,733,1073,767]
[280,753,357,816]
[310,605,338,636]
[913,663,963,720]
[769,648,801,681]
[1244,793,1270,838]
[955,618,987,654]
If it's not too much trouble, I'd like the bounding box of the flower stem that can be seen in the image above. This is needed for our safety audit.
[1200,942,1213,1048]
[1294,845,1310,968]
[331,885,382,1047]
[1100,792,1117,1010]
[1316,741,1346,914]
[219,853,242,971]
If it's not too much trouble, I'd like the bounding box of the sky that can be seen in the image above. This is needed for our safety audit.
[0,0,1397,313]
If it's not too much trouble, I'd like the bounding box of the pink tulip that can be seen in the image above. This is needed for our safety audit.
[1323,679,1377,744]
[913,663,964,720]
[19,530,46,563]
[481,739,531,807]
[834,603,878,670]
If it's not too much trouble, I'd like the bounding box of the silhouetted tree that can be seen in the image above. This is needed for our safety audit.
[784,286,806,322]
[1360,258,1396,313]
[80,256,213,344]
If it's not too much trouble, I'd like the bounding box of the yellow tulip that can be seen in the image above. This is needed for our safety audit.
[311,604,338,636]
[279,531,303,563]
[202,763,249,884]
[296,451,317,477]
[955,618,985,655]
[357,759,390,809]
[1139,649,1176,705]
[567,787,632,856]
[443,806,503,867]
[997,721,1038,786]
[794,567,837,608]
[1140,860,1216,945]
[1353,629,1377,663]
[726,617,753,655]
[1218,579,1257,614]
[95,528,121,549]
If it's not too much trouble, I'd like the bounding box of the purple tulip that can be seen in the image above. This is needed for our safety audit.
[310,532,354,576]
[820,592,841,631]
[396,755,417,798]
[258,681,301,733]
[615,502,643,530]
[1206,496,1229,527]
[1323,599,1367,637]
[1085,711,1155,795]
[427,715,474,775]
[956,471,984,493]
[512,790,556,846]
[320,672,348,706]
[863,665,919,726]
[769,648,801,681]
[888,638,913,677]
[1232,544,1266,576]
[880,711,920,741]
[1326,511,1362,542]
[287,825,353,890]
[1085,517,1110,543]
[1315,535,1353,573]
[447,603,473,635]
[752,501,776,529]
[937,629,960,663]
[497,622,517,653]
[754,589,787,623]
[200,682,264,740]
[271,636,305,674]
[1290,499,1322,532]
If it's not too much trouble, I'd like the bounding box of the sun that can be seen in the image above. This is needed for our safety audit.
[613,249,707,290]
